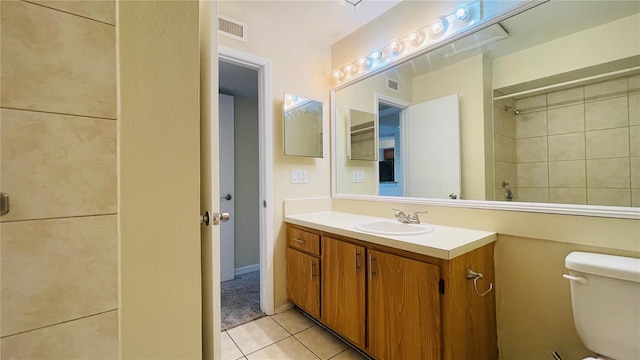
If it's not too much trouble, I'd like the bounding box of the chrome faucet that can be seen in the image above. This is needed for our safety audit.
[392,208,428,224]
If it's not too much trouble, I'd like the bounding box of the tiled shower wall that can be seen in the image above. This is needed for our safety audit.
[495,74,640,206]
[1,1,118,358]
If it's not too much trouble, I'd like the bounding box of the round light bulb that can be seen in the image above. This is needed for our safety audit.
[454,4,470,22]
[333,70,345,80]
[344,64,356,74]
[408,31,423,46]
[429,18,446,35]
[390,40,403,54]
[357,57,371,70]
[370,49,384,61]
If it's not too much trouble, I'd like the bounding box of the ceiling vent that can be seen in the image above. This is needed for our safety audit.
[386,78,400,92]
[218,15,247,42]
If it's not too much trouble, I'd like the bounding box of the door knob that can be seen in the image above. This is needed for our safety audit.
[201,211,230,226]
[220,194,232,201]
[212,212,230,225]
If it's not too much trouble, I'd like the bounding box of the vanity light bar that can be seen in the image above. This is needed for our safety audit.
[332,1,480,85]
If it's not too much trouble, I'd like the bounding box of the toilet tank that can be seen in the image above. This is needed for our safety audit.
[565,252,640,360]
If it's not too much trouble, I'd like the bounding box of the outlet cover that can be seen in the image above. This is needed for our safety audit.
[352,170,365,183]
[291,169,308,184]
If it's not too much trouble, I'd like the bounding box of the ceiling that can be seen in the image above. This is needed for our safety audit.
[224,0,402,46]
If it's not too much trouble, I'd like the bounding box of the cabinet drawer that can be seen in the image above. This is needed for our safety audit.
[288,227,320,256]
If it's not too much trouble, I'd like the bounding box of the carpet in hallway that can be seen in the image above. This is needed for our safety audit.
[221,271,265,331]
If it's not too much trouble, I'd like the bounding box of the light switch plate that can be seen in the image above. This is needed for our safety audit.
[352,170,365,183]
[291,169,308,184]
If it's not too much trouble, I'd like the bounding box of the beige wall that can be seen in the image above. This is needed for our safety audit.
[218,1,333,310]
[118,1,202,358]
[1,1,118,358]
[493,13,640,90]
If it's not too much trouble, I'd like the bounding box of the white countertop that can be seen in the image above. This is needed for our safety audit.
[284,211,496,260]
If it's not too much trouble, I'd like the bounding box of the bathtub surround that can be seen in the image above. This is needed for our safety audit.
[0,1,118,358]
[495,74,640,206]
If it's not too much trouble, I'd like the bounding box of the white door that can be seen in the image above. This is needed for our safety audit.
[219,94,235,282]
[405,94,461,199]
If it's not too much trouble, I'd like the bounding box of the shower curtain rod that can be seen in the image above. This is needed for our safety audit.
[493,66,640,101]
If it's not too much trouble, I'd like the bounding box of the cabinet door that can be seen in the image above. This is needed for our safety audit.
[368,250,441,360]
[321,237,366,348]
[287,248,320,318]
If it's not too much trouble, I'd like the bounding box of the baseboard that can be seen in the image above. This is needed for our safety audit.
[274,302,294,314]
[234,263,260,276]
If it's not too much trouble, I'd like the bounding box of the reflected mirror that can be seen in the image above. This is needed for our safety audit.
[333,0,640,208]
[284,93,323,157]
[348,109,376,161]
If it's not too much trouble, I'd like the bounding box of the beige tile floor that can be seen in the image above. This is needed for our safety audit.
[222,308,369,360]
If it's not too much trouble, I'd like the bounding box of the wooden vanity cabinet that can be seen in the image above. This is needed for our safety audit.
[286,224,497,360]
[368,249,441,359]
[321,237,366,348]
[286,227,320,318]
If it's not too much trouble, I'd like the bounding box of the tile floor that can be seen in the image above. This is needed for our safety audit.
[222,308,369,360]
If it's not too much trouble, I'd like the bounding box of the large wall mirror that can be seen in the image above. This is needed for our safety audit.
[332,0,640,217]
[284,93,323,157]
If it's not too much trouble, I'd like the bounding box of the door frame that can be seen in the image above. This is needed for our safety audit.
[218,46,274,316]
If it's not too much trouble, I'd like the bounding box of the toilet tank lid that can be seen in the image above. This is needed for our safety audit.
[565,252,640,283]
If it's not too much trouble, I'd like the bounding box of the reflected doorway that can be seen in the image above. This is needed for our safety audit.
[378,102,404,197]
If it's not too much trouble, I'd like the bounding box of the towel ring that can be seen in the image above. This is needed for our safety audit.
[466,268,494,297]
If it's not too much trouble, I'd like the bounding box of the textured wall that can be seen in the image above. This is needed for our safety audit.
[118,0,202,358]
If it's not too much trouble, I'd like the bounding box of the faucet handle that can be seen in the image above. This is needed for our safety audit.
[392,208,408,221]
[410,210,428,223]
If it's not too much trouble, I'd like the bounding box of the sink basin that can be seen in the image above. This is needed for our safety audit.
[354,220,435,236]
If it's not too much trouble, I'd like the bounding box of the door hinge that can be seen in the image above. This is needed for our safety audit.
[1,193,10,216]
[263,200,267,208]
[439,279,445,295]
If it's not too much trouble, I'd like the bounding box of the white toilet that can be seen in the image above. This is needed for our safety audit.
[564,252,640,360]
